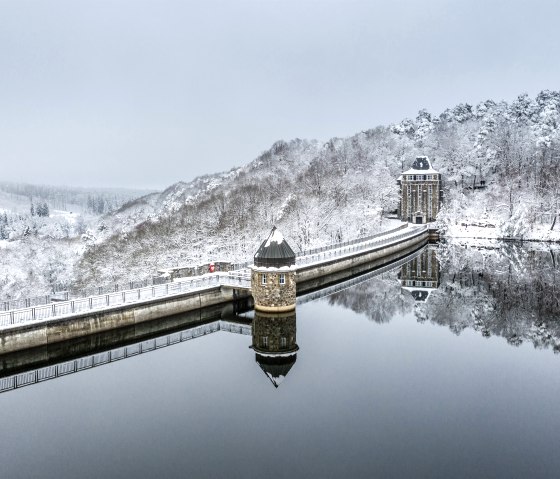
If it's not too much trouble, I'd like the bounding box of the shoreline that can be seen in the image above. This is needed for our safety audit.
[443,235,560,244]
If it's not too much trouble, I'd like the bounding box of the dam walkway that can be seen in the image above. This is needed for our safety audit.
[0,224,427,330]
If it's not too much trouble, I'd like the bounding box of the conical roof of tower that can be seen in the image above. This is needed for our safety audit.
[255,353,297,388]
[254,226,296,267]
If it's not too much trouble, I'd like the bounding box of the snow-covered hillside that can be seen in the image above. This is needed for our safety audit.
[0,183,152,299]
[1,90,559,300]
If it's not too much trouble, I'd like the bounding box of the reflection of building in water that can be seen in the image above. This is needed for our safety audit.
[251,311,298,388]
[399,248,440,302]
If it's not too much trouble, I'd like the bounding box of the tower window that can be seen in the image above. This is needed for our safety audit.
[261,336,268,347]
[261,273,267,285]
[279,273,286,285]
[280,337,287,348]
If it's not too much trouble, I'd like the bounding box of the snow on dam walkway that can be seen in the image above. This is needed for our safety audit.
[0,223,430,354]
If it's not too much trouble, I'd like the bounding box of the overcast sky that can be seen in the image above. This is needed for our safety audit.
[0,0,558,190]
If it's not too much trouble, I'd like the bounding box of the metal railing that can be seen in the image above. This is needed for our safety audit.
[1,278,168,312]
[0,227,405,312]
[0,273,251,330]
[1,262,251,312]
[295,224,407,257]
[0,319,251,394]
[0,225,423,330]
[296,225,427,267]
[297,245,427,305]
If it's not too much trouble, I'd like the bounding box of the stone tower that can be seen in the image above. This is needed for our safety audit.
[252,310,298,388]
[398,156,442,224]
[251,226,297,313]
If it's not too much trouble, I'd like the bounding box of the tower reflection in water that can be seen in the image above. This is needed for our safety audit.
[398,247,440,302]
[251,311,298,388]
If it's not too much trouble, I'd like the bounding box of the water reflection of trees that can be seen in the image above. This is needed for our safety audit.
[327,273,415,323]
[425,243,560,352]
[326,244,560,353]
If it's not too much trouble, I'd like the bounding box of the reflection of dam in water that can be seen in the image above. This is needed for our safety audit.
[0,245,436,394]
[4,242,560,397]
[1,246,431,394]
[0,319,251,394]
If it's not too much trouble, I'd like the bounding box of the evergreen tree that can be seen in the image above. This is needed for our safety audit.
[36,202,50,217]
[0,213,7,239]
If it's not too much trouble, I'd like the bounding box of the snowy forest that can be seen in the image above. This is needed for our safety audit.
[1,90,559,301]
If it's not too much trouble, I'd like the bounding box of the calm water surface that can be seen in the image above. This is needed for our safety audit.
[1,244,560,478]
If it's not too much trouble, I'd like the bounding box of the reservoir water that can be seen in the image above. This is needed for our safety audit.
[1,243,560,478]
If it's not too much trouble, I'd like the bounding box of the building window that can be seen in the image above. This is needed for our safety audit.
[279,273,286,285]
[261,273,267,285]
[407,185,411,218]
[428,185,433,219]
[261,336,268,347]
[280,337,287,348]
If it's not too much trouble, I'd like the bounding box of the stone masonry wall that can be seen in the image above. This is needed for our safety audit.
[251,269,296,311]
[400,177,441,223]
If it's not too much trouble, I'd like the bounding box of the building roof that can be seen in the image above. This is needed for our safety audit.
[254,226,296,267]
[402,156,439,175]
[401,286,435,302]
[255,353,297,388]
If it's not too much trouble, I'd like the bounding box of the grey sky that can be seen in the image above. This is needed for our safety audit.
[0,0,558,190]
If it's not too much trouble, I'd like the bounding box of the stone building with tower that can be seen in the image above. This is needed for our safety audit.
[398,156,443,224]
[251,226,297,313]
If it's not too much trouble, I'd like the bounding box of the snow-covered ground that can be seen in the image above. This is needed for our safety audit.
[444,221,560,244]
[49,210,80,224]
